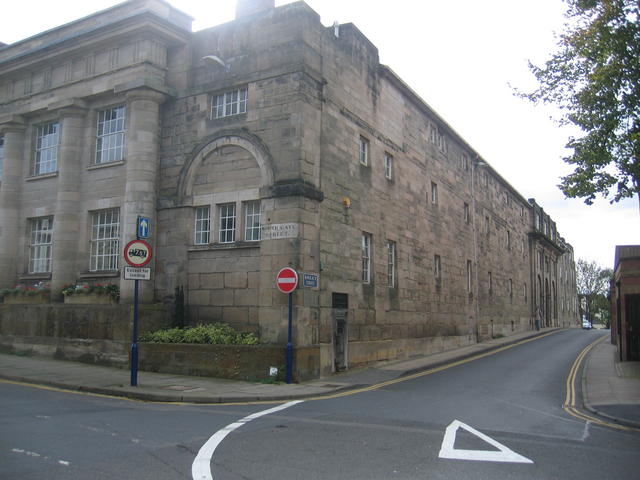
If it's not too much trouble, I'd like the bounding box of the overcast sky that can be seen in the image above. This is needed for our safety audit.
[2,0,637,269]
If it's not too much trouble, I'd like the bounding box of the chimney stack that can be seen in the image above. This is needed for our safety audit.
[236,0,275,19]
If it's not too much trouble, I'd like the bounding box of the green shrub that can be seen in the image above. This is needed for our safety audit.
[140,323,259,345]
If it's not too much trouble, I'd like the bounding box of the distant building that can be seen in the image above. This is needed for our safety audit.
[611,246,640,361]
[0,0,578,377]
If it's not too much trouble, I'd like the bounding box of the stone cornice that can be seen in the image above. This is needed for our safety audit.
[529,231,566,255]
[0,115,26,133]
[267,179,324,202]
[0,11,190,74]
[120,81,172,101]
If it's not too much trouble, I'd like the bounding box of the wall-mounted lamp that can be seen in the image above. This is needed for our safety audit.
[202,55,230,71]
[342,197,351,208]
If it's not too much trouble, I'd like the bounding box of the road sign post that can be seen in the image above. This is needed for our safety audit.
[124,239,153,387]
[276,267,298,384]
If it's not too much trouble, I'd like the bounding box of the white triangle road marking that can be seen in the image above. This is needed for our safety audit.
[438,420,533,464]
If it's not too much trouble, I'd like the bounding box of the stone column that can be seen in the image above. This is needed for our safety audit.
[50,105,87,300]
[0,117,26,288]
[120,88,165,303]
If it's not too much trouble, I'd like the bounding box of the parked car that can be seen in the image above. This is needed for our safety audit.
[582,319,592,330]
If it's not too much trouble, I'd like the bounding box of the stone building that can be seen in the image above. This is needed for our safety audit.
[0,0,578,377]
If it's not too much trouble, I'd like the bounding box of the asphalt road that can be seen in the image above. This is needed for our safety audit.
[2,329,639,479]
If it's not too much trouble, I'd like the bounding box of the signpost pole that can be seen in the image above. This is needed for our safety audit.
[125,226,152,388]
[276,267,298,384]
[286,291,293,384]
[131,278,139,387]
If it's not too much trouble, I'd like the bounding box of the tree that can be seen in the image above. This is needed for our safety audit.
[591,293,612,327]
[522,0,640,207]
[576,258,612,324]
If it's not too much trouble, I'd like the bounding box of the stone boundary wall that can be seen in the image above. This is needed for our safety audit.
[0,304,171,368]
[138,344,320,382]
[0,304,170,341]
[0,304,321,381]
[346,334,475,370]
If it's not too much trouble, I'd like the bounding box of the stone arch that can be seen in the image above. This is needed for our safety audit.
[537,275,543,326]
[552,281,557,324]
[545,278,551,327]
[177,129,274,204]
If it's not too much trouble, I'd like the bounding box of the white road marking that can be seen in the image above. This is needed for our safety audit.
[191,400,304,480]
[12,448,71,466]
[438,420,533,464]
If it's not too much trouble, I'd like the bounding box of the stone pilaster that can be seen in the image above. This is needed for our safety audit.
[50,105,87,300]
[120,88,166,303]
[0,117,26,288]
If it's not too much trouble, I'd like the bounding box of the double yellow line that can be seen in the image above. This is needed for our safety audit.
[563,334,639,433]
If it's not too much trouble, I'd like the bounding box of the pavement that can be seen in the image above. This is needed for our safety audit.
[1,328,638,428]
[582,336,640,427]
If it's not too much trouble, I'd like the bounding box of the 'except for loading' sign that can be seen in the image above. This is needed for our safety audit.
[276,267,298,294]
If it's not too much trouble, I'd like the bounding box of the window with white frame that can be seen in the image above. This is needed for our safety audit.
[387,241,396,288]
[362,233,371,284]
[461,153,469,171]
[431,182,438,205]
[434,255,442,285]
[90,209,120,271]
[429,124,447,153]
[33,122,59,175]
[0,135,4,181]
[194,206,211,245]
[438,132,448,154]
[466,260,473,295]
[96,105,125,164]
[219,203,236,243]
[359,136,369,166]
[384,152,393,180]
[429,124,437,144]
[29,216,53,273]
[464,202,470,224]
[211,87,247,119]
[244,201,261,241]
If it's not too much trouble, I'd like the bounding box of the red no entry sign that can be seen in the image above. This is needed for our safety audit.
[276,267,298,294]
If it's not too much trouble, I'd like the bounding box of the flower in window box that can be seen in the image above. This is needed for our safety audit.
[1,283,50,304]
[61,283,119,304]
